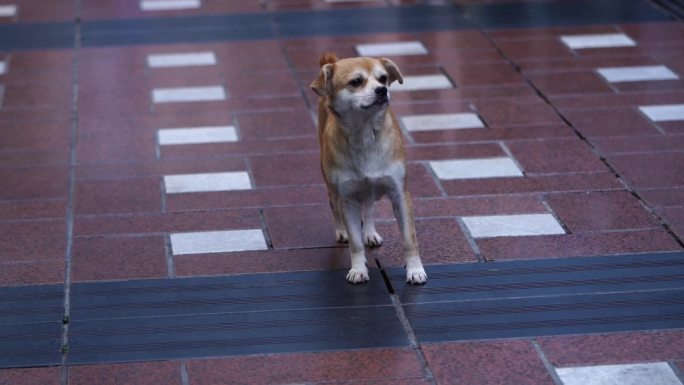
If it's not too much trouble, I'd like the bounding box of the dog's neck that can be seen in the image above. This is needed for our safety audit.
[329,105,389,147]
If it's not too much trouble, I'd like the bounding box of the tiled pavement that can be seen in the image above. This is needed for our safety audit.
[2,0,684,384]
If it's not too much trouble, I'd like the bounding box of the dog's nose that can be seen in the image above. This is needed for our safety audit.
[375,86,387,96]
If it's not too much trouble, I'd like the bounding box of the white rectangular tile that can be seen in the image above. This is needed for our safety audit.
[170,229,267,255]
[639,104,684,122]
[158,126,238,145]
[140,0,200,11]
[356,41,428,57]
[0,5,17,17]
[556,362,682,385]
[147,52,216,68]
[462,213,565,238]
[402,113,484,132]
[164,171,251,193]
[0,61,6,75]
[429,157,523,180]
[393,74,453,91]
[152,86,226,103]
[597,65,679,83]
[561,33,636,49]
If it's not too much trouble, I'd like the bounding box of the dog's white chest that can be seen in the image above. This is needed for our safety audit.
[332,156,404,200]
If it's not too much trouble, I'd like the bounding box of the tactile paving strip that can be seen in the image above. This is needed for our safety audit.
[390,252,684,343]
[0,284,64,368]
[67,268,407,364]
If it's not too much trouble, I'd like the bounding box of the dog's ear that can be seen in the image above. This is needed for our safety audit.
[310,53,338,97]
[380,58,404,85]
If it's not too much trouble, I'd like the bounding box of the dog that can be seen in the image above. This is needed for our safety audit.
[310,53,427,285]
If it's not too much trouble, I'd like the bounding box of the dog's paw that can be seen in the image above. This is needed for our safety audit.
[346,268,370,284]
[363,231,383,247]
[406,266,427,285]
[335,229,349,243]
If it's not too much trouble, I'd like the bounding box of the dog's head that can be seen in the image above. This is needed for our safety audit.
[310,53,403,114]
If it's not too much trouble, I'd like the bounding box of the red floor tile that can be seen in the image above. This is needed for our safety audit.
[74,209,262,237]
[419,30,495,51]
[235,109,316,139]
[422,340,555,385]
[264,204,337,249]
[187,348,425,385]
[174,246,354,277]
[69,361,182,385]
[71,235,168,281]
[0,260,64,286]
[0,199,65,220]
[159,137,319,160]
[506,138,608,174]
[610,152,684,189]
[592,134,684,155]
[527,71,614,96]
[638,187,684,208]
[1,120,70,152]
[475,97,564,127]
[551,91,684,110]
[250,152,323,187]
[371,217,478,266]
[477,228,681,261]
[656,206,684,240]
[0,366,61,385]
[77,130,157,162]
[0,149,69,168]
[0,219,66,263]
[166,185,328,212]
[77,157,246,180]
[75,177,162,215]
[538,330,684,366]
[406,143,505,161]
[440,172,622,196]
[406,195,547,219]
[495,39,575,61]
[409,124,575,144]
[545,191,662,232]
[521,56,658,74]
[443,62,525,87]
[0,166,69,200]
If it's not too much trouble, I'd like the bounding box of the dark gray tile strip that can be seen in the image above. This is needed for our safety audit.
[0,0,672,51]
[390,251,684,343]
[0,284,64,368]
[66,268,408,364]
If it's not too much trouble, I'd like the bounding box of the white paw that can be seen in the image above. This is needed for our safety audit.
[363,232,383,247]
[406,266,427,285]
[336,229,349,243]
[346,268,370,284]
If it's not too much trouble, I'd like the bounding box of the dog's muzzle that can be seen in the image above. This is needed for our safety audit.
[362,86,390,109]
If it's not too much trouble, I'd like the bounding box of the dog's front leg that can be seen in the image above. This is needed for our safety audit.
[341,198,370,283]
[389,189,427,284]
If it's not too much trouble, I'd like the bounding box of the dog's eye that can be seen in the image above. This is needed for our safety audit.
[378,75,388,84]
[348,77,363,87]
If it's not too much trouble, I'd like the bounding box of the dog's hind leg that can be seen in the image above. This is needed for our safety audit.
[328,191,348,243]
[362,200,383,247]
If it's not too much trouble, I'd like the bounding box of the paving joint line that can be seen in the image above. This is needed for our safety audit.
[375,257,437,384]
[389,294,438,385]
[61,0,82,382]
[532,339,564,385]
[481,28,684,250]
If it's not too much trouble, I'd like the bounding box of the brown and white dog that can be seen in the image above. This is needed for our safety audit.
[310,53,427,285]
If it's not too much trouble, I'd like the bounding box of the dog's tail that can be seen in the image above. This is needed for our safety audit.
[319,52,338,67]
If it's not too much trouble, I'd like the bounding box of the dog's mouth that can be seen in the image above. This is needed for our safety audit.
[361,96,389,110]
